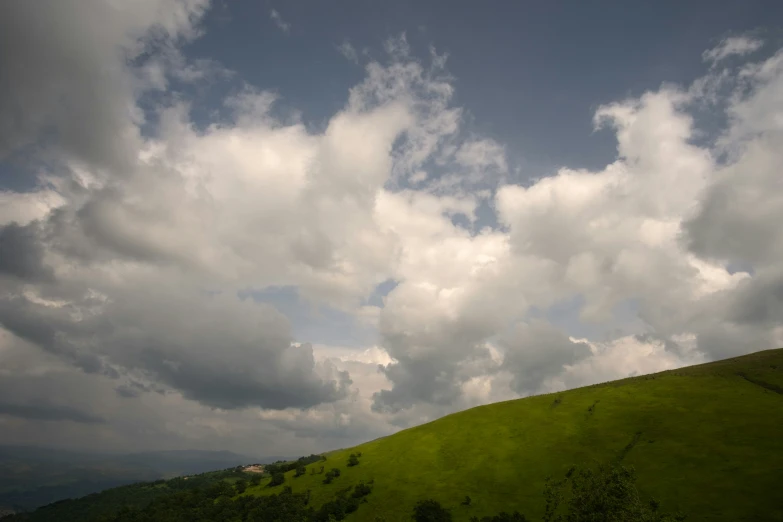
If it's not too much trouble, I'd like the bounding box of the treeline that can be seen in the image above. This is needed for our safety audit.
[410,463,686,522]
[263,454,324,476]
[5,476,374,522]
[99,479,372,522]
[96,485,312,522]
[4,460,688,522]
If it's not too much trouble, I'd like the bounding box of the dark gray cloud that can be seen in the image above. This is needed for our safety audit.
[0,223,53,281]
[684,269,783,361]
[370,300,504,413]
[501,321,592,394]
[682,180,782,270]
[0,1,208,171]
[0,2,135,170]
[115,385,141,399]
[372,356,463,413]
[0,281,351,411]
[726,271,783,327]
[0,401,105,424]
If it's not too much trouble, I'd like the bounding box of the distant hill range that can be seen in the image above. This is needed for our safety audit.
[0,446,289,514]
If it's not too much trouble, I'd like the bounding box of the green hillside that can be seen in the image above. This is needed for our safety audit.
[6,348,782,522]
[244,348,783,521]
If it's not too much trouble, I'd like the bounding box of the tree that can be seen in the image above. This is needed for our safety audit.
[268,472,285,487]
[412,499,452,522]
[542,462,687,522]
[347,454,360,467]
[295,465,307,477]
[352,482,372,498]
[461,496,471,506]
[234,479,247,494]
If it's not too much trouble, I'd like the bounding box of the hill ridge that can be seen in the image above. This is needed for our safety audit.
[245,347,783,521]
[7,348,783,522]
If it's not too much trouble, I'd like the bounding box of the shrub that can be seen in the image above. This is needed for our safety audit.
[268,472,285,487]
[412,499,452,522]
[352,482,372,498]
[542,462,686,522]
[323,468,342,484]
[234,479,247,494]
[347,453,360,467]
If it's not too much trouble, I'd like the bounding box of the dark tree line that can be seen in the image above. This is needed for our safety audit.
[412,463,686,522]
[6,459,686,522]
[263,454,324,477]
[63,479,373,522]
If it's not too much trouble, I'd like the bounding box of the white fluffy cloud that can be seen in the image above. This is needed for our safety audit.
[0,2,782,455]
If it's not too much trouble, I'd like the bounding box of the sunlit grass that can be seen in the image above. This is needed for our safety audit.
[245,348,783,522]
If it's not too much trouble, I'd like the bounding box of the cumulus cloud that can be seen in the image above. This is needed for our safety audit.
[539,333,706,393]
[0,1,782,455]
[0,5,492,424]
[371,46,783,415]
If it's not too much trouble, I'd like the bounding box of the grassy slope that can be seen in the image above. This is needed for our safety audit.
[246,348,783,522]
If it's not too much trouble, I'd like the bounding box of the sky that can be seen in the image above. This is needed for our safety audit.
[0,0,782,458]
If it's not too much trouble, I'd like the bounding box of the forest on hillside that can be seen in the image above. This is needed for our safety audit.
[3,459,685,522]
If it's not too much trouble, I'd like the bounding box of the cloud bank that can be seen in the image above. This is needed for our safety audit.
[0,1,781,455]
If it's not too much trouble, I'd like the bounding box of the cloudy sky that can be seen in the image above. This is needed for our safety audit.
[1,0,782,457]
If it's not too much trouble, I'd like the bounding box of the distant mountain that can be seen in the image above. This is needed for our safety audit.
[0,446,266,513]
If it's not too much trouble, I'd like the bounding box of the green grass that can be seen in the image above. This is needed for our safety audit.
[245,348,783,522]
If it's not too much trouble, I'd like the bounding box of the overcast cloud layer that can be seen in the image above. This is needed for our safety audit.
[0,1,781,456]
